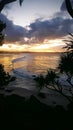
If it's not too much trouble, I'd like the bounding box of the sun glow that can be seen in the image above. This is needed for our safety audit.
[0,44,29,52]
[0,39,64,52]
[29,44,50,52]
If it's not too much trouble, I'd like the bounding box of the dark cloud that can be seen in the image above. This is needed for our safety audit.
[61,0,73,11]
[27,17,73,42]
[0,7,73,45]
[0,13,27,42]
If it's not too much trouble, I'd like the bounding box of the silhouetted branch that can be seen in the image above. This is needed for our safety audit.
[65,0,73,18]
[0,0,24,12]
[0,64,16,88]
[46,84,72,103]
[19,0,24,6]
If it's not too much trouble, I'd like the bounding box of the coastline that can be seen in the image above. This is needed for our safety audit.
[0,73,72,129]
[0,82,70,108]
[0,52,72,108]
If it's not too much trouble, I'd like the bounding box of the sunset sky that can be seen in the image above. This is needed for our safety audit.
[0,0,73,52]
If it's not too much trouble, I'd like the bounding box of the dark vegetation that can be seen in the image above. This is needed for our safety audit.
[65,0,73,18]
[0,0,24,12]
[0,0,73,130]
[34,34,73,103]
[0,20,6,46]
[0,94,73,130]
[0,0,24,46]
[0,64,16,88]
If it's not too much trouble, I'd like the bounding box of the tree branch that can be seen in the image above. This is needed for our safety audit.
[65,0,73,18]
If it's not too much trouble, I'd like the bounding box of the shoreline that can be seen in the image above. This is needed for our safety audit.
[0,88,72,130]
[0,84,70,109]
[0,70,71,109]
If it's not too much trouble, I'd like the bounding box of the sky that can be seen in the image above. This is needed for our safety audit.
[0,0,73,52]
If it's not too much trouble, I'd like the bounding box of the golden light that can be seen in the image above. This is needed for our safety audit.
[2,44,10,49]
[0,43,28,52]
[48,39,64,46]
[0,39,65,52]
[30,44,49,51]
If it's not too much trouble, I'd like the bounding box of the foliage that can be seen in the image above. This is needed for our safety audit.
[58,34,73,84]
[63,33,73,53]
[34,74,45,90]
[0,94,73,129]
[58,52,73,76]
[0,21,6,33]
[45,69,58,85]
[34,33,73,103]
[65,0,73,18]
[0,64,16,88]
[0,0,24,12]
[0,0,24,45]
[34,69,58,91]
[0,21,6,45]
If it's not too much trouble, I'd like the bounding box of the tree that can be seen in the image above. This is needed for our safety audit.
[0,0,24,46]
[0,20,6,45]
[45,69,58,86]
[65,0,73,18]
[58,53,73,77]
[34,34,73,103]
[0,64,16,88]
[0,0,20,86]
[58,34,73,86]
[34,69,73,103]
[34,74,45,91]
[0,0,24,12]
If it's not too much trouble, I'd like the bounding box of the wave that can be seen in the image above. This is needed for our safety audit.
[11,55,35,79]
[12,56,25,63]
[12,68,36,79]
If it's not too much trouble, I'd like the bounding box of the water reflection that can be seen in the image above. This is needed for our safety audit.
[0,53,60,75]
[0,54,22,72]
[13,53,60,75]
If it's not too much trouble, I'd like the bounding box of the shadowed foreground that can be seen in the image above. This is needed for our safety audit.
[0,94,73,130]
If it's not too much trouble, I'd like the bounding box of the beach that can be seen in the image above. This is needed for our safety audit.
[0,75,70,108]
[0,53,73,130]
[0,52,71,108]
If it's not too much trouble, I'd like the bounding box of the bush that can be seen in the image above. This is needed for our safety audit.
[0,64,16,88]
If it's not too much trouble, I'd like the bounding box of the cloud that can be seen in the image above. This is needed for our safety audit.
[0,13,27,42]
[0,3,73,46]
[61,0,73,11]
[27,17,73,43]
[26,0,73,43]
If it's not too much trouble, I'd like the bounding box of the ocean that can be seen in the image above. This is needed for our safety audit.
[0,52,61,89]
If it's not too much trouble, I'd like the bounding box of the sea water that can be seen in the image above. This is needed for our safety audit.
[0,52,60,89]
[0,52,60,75]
